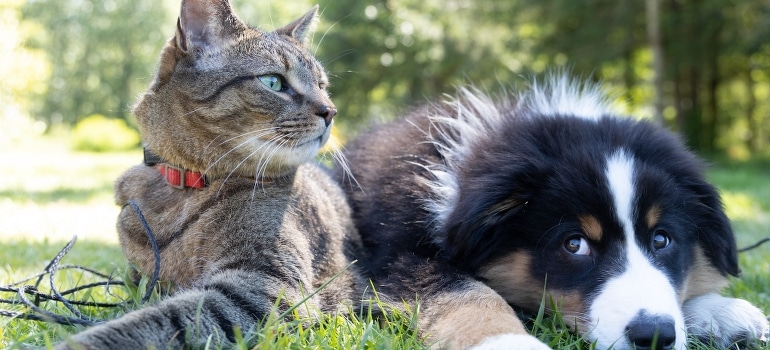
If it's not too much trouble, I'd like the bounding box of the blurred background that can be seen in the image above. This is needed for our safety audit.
[2,0,769,157]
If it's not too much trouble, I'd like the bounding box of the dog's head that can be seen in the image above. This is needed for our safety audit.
[423,79,739,350]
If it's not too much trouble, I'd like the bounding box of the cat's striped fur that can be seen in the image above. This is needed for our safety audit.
[56,1,363,348]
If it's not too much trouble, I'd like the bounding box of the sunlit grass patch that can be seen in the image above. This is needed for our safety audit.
[722,191,767,222]
[0,135,139,243]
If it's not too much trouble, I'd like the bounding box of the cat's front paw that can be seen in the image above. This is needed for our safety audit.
[682,293,769,347]
[468,333,551,350]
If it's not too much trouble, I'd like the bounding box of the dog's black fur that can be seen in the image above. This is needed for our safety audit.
[335,80,769,349]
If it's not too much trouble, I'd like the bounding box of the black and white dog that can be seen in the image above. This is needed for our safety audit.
[336,76,769,349]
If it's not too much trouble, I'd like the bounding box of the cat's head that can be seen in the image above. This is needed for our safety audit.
[134,0,335,180]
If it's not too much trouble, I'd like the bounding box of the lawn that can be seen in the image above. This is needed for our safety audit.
[0,135,768,349]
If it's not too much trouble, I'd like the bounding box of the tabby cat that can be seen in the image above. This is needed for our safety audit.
[56,0,363,348]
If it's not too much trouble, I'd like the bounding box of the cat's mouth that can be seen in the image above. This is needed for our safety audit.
[293,129,330,149]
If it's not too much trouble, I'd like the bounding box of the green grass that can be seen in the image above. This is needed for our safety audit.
[1,136,768,349]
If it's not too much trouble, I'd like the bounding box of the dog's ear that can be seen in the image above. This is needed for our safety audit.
[649,127,740,277]
[628,120,739,277]
[686,178,740,277]
[441,177,533,272]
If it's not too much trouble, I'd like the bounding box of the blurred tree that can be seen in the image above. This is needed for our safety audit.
[718,0,770,154]
[316,0,535,132]
[14,0,770,155]
[504,0,770,154]
[0,0,49,145]
[647,0,664,125]
[229,0,314,31]
[22,0,172,126]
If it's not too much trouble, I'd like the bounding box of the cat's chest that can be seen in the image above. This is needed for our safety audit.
[122,166,296,233]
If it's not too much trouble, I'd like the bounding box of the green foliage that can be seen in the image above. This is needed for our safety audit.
[20,0,171,124]
[310,0,770,152]
[12,0,770,154]
[316,0,534,131]
[70,114,139,152]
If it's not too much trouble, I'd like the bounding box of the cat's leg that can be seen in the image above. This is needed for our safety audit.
[682,293,769,348]
[114,165,217,287]
[55,269,314,350]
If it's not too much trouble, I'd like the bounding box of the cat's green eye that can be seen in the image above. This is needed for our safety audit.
[258,75,284,92]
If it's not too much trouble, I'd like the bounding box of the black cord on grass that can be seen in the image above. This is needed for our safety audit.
[739,237,770,253]
[0,200,163,326]
[47,238,88,321]
[0,237,102,326]
[127,199,162,304]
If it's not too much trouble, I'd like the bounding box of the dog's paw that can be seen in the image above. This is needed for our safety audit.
[682,293,769,347]
[468,333,551,350]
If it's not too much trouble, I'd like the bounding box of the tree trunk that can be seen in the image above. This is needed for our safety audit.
[646,0,665,125]
[704,24,721,153]
[686,66,702,151]
[745,66,758,152]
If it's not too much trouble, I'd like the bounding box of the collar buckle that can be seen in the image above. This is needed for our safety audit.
[143,147,163,166]
[159,163,186,189]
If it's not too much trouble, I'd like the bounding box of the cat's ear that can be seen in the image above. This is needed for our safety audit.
[276,5,319,45]
[176,0,242,54]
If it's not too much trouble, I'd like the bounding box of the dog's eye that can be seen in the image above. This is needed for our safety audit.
[652,230,671,250]
[564,236,591,256]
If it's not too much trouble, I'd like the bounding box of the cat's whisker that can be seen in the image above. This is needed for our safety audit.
[248,134,292,200]
[202,134,227,155]
[330,145,362,192]
[204,128,279,176]
[267,0,275,29]
[178,106,209,118]
[213,127,278,149]
[204,127,276,154]
[255,134,292,183]
[315,132,358,190]
[314,11,350,56]
[323,49,356,65]
[214,133,286,197]
[214,135,263,195]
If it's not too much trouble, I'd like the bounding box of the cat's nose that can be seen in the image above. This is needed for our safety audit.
[316,105,337,127]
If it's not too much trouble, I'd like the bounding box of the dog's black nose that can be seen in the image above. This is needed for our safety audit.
[626,313,677,350]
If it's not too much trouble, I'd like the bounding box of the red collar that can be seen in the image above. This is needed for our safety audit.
[142,147,273,189]
[144,147,207,189]
[157,163,207,189]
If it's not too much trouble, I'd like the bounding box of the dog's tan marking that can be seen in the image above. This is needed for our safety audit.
[478,251,543,311]
[421,282,529,349]
[646,204,662,230]
[478,251,588,332]
[484,198,526,224]
[681,246,728,301]
[578,215,603,241]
